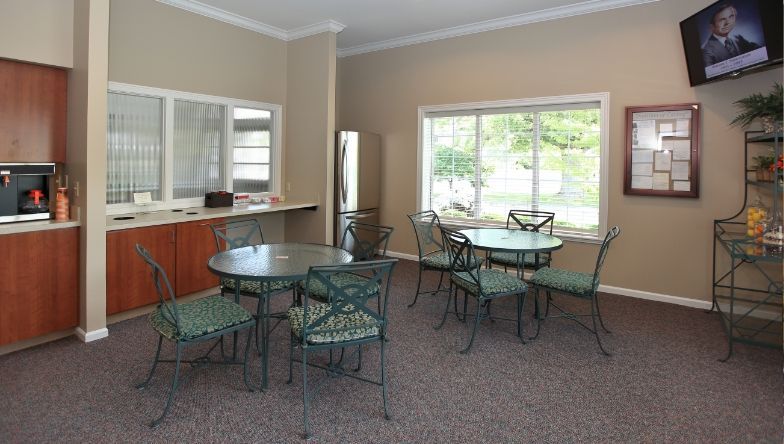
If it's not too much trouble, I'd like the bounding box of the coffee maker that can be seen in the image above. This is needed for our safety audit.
[0,163,56,223]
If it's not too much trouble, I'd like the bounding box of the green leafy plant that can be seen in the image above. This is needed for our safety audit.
[730,83,783,131]
[753,153,775,169]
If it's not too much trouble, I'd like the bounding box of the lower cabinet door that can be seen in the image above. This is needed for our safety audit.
[175,218,223,296]
[0,228,78,346]
[106,224,176,315]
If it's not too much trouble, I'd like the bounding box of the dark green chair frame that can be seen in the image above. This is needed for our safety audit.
[406,210,451,307]
[134,244,257,428]
[210,218,296,352]
[531,226,621,355]
[436,227,527,354]
[287,259,398,439]
[488,209,555,278]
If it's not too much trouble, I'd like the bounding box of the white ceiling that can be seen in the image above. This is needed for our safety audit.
[157,0,658,57]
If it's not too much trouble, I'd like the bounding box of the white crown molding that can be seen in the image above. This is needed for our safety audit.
[338,0,659,57]
[156,0,289,40]
[288,20,346,41]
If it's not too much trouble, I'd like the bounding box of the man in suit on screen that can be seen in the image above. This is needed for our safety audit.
[701,2,761,66]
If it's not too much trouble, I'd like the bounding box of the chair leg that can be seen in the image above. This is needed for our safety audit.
[531,288,543,340]
[302,347,311,439]
[594,293,611,334]
[287,334,295,384]
[591,296,611,356]
[516,293,526,344]
[149,343,182,428]
[136,336,163,389]
[460,299,484,354]
[354,345,363,372]
[407,264,425,307]
[434,284,453,330]
[381,335,390,420]
[242,325,256,392]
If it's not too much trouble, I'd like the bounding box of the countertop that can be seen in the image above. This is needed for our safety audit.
[0,219,81,236]
[106,199,318,231]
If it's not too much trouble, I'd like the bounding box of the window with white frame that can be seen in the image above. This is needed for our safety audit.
[106,82,282,213]
[418,93,608,241]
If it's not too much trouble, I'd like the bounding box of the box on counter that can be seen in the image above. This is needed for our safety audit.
[205,191,234,207]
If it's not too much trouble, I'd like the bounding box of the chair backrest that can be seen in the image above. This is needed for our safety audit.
[440,227,483,292]
[301,259,398,340]
[210,219,264,252]
[507,209,555,234]
[135,244,181,332]
[407,210,444,259]
[339,221,394,262]
[591,226,621,293]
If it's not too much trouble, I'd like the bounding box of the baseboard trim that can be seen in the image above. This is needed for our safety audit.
[75,327,109,343]
[387,250,752,314]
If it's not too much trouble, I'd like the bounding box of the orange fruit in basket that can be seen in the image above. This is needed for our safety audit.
[755,224,765,234]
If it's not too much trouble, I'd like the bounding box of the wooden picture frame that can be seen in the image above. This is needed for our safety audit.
[624,103,700,198]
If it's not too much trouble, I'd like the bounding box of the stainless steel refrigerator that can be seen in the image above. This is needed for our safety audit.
[334,131,381,252]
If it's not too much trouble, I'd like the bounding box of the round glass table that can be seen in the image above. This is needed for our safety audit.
[208,243,353,389]
[459,228,563,279]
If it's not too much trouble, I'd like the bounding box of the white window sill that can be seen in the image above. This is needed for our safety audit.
[439,218,601,245]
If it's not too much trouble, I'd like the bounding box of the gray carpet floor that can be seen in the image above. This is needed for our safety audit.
[1,259,781,443]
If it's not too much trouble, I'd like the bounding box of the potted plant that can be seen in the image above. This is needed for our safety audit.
[753,153,775,182]
[730,83,783,134]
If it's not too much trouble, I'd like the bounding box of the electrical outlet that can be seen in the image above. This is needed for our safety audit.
[74,181,80,197]
[286,182,291,192]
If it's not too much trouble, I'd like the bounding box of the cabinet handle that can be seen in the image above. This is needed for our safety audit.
[171,230,176,243]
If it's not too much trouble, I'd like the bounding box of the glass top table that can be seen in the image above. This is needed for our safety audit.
[208,243,353,389]
[459,228,563,254]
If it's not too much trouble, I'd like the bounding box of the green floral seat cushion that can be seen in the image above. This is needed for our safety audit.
[221,277,295,295]
[287,303,380,344]
[300,272,379,302]
[149,295,254,341]
[452,269,527,297]
[530,267,594,297]
[490,252,550,268]
[421,251,483,270]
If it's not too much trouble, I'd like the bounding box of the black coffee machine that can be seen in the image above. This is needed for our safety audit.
[0,163,56,223]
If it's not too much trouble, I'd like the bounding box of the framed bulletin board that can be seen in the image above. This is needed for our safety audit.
[624,103,700,198]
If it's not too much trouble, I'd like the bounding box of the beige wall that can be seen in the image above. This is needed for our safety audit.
[0,0,73,68]
[283,32,337,243]
[337,0,783,302]
[108,0,286,104]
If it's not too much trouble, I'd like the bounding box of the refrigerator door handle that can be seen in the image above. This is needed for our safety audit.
[340,140,348,204]
[345,212,375,220]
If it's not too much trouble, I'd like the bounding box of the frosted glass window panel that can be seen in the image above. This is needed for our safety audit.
[234,147,269,164]
[233,164,270,193]
[106,92,164,204]
[173,100,226,199]
[233,107,272,193]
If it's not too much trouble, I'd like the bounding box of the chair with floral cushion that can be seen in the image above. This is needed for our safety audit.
[134,244,257,428]
[529,226,621,355]
[287,259,398,439]
[436,227,528,354]
[487,209,555,279]
[407,210,483,308]
[297,221,393,304]
[211,219,296,350]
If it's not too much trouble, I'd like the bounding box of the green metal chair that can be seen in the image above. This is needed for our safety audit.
[211,219,296,351]
[487,209,555,278]
[134,244,257,428]
[287,259,398,439]
[407,210,483,308]
[436,227,528,354]
[529,226,621,355]
[297,221,394,303]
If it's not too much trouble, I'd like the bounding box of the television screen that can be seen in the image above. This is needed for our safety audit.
[680,0,782,86]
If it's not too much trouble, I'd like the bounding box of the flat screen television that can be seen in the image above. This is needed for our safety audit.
[680,0,782,87]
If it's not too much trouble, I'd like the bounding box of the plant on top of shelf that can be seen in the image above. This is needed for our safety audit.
[730,83,783,134]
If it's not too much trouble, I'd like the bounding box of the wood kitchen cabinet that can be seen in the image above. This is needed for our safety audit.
[106,219,224,314]
[106,224,176,315]
[0,59,67,163]
[0,228,78,346]
[175,218,223,296]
